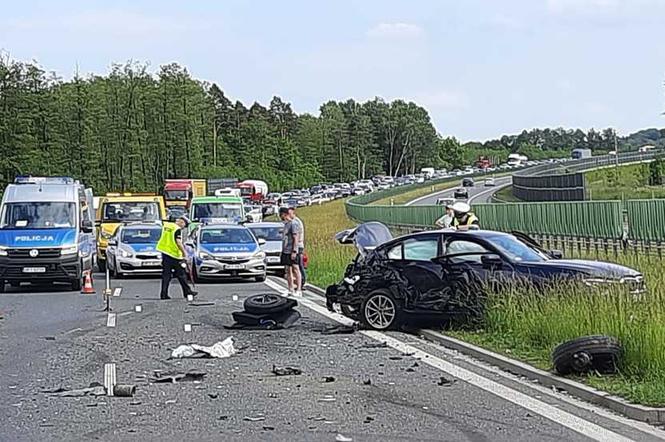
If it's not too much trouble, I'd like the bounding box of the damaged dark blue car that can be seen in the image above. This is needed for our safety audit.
[326,222,645,330]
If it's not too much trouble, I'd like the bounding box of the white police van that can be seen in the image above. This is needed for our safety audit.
[0,176,96,291]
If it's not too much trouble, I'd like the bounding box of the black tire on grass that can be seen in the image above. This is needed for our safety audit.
[552,335,622,375]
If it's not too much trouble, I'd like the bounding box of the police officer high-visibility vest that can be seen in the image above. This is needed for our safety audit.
[156,222,184,259]
[453,213,479,228]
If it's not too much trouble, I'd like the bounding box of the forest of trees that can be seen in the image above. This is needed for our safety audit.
[2,55,662,193]
[0,56,462,193]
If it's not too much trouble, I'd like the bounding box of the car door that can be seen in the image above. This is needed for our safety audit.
[443,236,516,293]
[382,234,452,311]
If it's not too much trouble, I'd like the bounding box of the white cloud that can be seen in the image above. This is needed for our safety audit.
[366,23,425,39]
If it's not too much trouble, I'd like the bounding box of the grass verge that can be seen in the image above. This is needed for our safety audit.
[492,185,523,202]
[301,197,665,406]
[586,163,665,200]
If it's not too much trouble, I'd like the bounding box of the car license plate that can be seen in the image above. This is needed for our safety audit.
[267,256,280,263]
[142,260,161,267]
[23,267,46,273]
[225,264,245,270]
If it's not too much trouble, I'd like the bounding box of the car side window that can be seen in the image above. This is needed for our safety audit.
[445,239,489,264]
[403,239,439,261]
[387,244,402,260]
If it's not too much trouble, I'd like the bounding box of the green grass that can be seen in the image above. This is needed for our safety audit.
[586,163,665,200]
[492,185,523,202]
[303,197,665,406]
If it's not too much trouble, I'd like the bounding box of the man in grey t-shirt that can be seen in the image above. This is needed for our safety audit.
[279,207,302,296]
[288,207,306,287]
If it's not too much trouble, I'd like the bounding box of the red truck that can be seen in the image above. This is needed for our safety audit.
[163,179,207,208]
[236,180,269,203]
[476,156,492,169]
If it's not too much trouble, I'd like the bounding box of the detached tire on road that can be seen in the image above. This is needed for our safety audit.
[243,293,294,315]
[552,335,622,375]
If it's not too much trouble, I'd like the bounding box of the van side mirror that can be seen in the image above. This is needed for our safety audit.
[81,220,94,233]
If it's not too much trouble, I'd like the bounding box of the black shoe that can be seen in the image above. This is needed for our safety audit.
[160,295,171,300]
[184,291,198,299]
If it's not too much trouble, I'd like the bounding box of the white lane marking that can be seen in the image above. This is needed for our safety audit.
[467,180,512,204]
[406,176,512,206]
[405,185,458,206]
[263,278,634,442]
[270,278,665,439]
[419,339,665,440]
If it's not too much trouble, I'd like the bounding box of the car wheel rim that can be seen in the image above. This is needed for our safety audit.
[364,295,395,329]
[255,294,278,305]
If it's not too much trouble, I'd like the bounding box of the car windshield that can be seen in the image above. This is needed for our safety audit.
[200,228,254,244]
[487,234,549,262]
[249,226,283,241]
[164,190,188,200]
[103,202,161,222]
[193,203,242,221]
[121,228,161,244]
[1,202,75,229]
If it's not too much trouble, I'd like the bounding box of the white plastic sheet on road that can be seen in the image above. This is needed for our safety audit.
[171,337,236,359]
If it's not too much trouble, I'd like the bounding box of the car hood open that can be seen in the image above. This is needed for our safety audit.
[335,222,392,256]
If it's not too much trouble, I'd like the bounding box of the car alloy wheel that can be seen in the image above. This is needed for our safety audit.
[363,293,396,330]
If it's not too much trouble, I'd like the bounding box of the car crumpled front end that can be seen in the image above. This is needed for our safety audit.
[325,222,395,312]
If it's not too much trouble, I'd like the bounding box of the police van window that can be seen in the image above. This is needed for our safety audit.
[403,238,438,261]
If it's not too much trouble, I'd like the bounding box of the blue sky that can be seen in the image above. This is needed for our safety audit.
[1,0,664,141]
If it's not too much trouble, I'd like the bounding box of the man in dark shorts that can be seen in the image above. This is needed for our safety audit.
[279,207,302,296]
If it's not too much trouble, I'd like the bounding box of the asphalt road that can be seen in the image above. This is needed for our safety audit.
[1,275,663,441]
[408,176,513,206]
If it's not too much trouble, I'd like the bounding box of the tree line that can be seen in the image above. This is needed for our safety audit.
[0,56,464,193]
[3,55,661,193]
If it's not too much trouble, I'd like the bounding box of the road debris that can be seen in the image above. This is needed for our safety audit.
[244,415,266,422]
[113,384,136,397]
[336,434,353,442]
[437,376,456,387]
[272,365,302,376]
[44,383,107,397]
[150,371,207,383]
[171,337,236,359]
[322,376,335,383]
[359,341,387,349]
[363,379,372,385]
[228,309,301,330]
[208,393,219,399]
[319,324,356,335]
